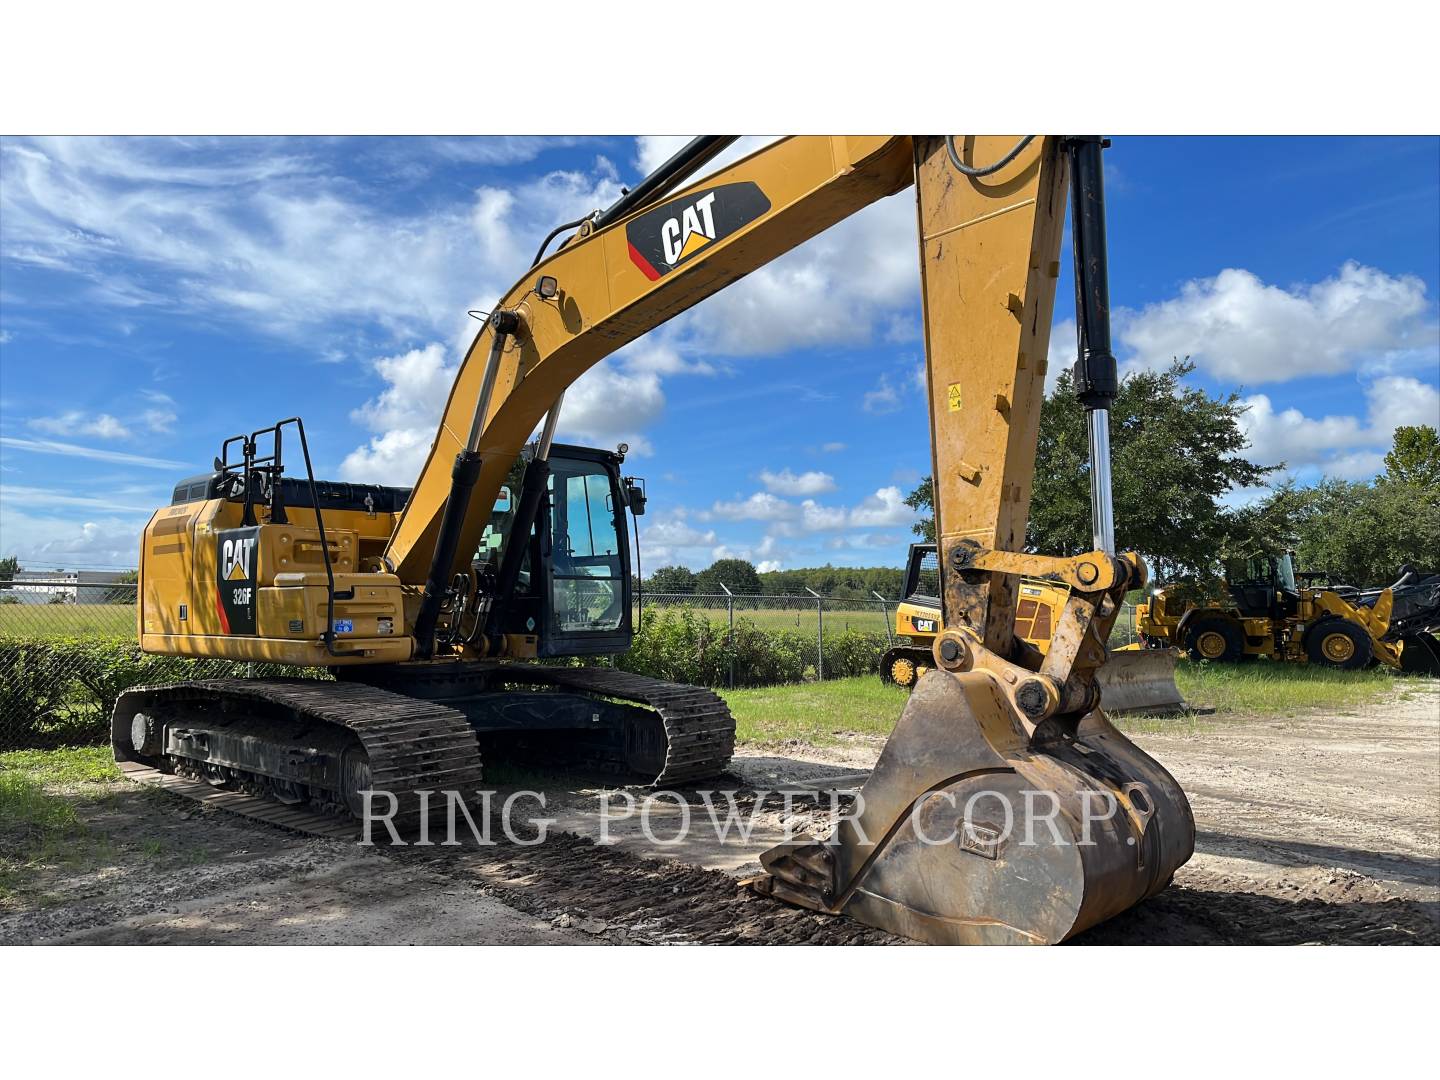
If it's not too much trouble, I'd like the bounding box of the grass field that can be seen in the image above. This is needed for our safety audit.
[723,659,1420,748]
[0,603,134,640]
[0,747,119,904]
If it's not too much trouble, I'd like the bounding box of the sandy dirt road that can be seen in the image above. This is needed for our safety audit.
[3,684,1436,945]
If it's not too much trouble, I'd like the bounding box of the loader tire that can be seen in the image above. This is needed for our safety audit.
[1305,619,1372,670]
[1186,616,1245,663]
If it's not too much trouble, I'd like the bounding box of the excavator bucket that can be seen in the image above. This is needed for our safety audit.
[1096,648,1189,716]
[755,668,1196,944]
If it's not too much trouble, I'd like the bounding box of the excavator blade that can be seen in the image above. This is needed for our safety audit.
[1096,648,1189,716]
[755,670,1195,944]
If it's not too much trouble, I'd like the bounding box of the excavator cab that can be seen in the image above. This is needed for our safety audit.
[470,443,638,658]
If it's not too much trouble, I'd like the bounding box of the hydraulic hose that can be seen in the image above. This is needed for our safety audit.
[945,135,1036,178]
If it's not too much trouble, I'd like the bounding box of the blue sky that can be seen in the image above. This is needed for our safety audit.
[1,135,1437,572]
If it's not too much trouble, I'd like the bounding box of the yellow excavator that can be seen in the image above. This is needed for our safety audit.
[115,136,1194,945]
[880,542,1189,714]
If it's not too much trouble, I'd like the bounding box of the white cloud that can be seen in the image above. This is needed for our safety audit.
[759,468,835,496]
[27,411,131,439]
[555,363,663,456]
[1238,375,1440,480]
[1118,262,1435,384]
[1365,374,1440,434]
[819,441,846,453]
[0,484,157,514]
[705,491,796,523]
[702,485,914,535]
[643,512,716,549]
[863,374,903,414]
[0,503,146,568]
[848,486,913,528]
[0,137,625,350]
[0,436,185,470]
[339,344,454,485]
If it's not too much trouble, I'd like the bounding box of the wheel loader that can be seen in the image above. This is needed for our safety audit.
[1136,552,1440,674]
[114,135,1194,944]
[880,543,1190,714]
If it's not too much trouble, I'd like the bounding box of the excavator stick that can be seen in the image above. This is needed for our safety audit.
[755,137,1196,941]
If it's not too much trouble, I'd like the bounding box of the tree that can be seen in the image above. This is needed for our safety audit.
[1382,425,1440,489]
[695,558,762,596]
[1250,477,1440,585]
[0,555,17,591]
[903,478,935,544]
[647,565,698,594]
[905,360,1277,580]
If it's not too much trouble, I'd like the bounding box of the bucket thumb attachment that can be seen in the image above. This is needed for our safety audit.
[754,549,1195,945]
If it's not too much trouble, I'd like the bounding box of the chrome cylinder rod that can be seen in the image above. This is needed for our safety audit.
[536,391,565,461]
[1087,407,1116,556]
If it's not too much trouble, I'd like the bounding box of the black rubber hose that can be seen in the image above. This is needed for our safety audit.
[531,215,590,268]
[944,135,1036,177]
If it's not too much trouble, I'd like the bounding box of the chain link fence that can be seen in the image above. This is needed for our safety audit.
[0,574,1140,749]
[0,578,328,751]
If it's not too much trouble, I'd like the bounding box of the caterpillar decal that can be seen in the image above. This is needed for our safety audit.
[626,182,771,280]
[216,526,259,634]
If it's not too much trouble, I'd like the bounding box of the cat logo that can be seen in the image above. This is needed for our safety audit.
[626,182,771,281]
[661,191,718,265]
[215,526,260,635]
[221,535,255,581]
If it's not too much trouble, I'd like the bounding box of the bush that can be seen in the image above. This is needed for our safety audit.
[0,636,330,750]
[0,613,889,749]
[619,606,887,688]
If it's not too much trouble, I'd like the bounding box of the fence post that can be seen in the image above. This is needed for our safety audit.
[720,583,735,689]
[872,590,894,646]
[805,587,823,680]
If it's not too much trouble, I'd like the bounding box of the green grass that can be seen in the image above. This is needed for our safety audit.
[0,748,119,904]
[721,660,1420,748]
[1172,659,1397,716]
[0,746,119,786]
[724,677,910,746]
[0,603,134,641]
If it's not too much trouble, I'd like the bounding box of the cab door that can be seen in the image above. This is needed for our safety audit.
[539,450,633,656]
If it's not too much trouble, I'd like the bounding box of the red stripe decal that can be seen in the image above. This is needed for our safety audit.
[628,241,661,281]
[215,583,230,634]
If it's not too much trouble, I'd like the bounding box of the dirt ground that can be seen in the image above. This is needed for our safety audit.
[3,683,1436,946]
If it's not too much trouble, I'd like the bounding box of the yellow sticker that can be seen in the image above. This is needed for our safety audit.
[947,383,963,412]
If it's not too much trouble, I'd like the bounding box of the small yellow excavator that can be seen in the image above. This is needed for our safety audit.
[880,542,1189,714]
[1137,552,1440,673]
[115,136,1194,944]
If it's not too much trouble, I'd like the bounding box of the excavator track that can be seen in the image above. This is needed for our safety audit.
[112,668,733,838]
[494,665,735,786]
[112,679,485,836]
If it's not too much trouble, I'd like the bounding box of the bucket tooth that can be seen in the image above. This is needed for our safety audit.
[753,669,1195,945]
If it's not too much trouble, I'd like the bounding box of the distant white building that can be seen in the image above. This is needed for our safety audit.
[7,569,130,604]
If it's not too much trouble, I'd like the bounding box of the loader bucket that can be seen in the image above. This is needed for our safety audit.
[755,669,1195,944]
[1399,633,1440,676]
[1096,648,1188,716]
